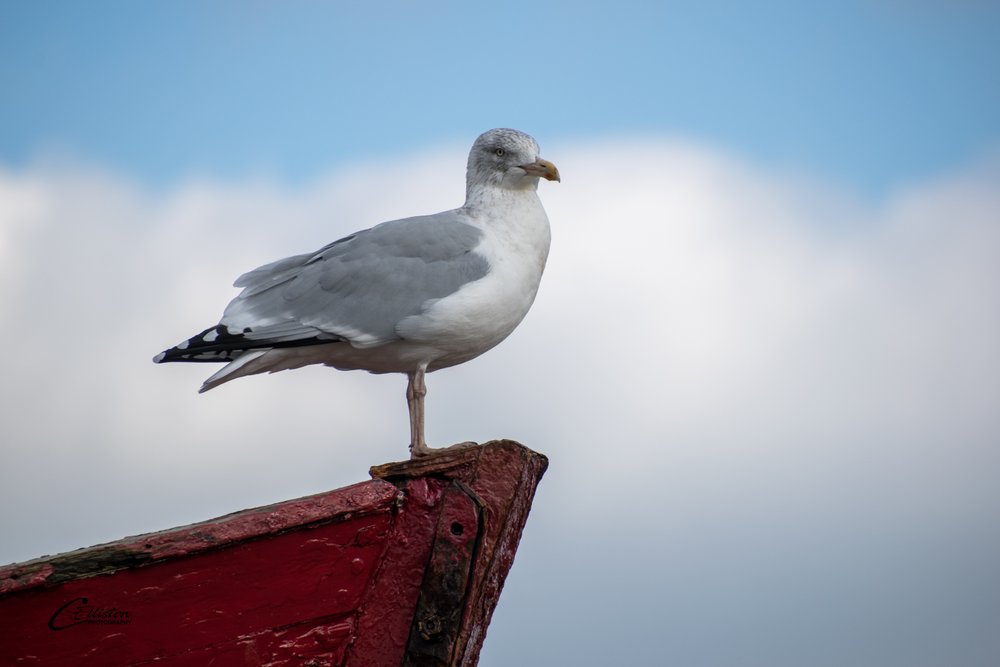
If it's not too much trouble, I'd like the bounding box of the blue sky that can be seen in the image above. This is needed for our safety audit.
[2,1,999,193]
[2,4,1000,667]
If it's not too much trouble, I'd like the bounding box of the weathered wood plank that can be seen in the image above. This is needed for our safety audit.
[0,440,547,667]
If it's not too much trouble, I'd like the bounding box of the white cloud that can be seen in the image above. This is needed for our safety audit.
[1,140,998,666]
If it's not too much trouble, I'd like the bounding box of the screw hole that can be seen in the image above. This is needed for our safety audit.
[450,521,464,536]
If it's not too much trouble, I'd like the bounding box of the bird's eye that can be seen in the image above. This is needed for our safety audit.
[494,148,505,157]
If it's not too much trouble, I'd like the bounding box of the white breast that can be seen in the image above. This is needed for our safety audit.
[396,191,552,369]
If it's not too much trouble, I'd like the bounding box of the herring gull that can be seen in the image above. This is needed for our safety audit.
[153,128,560,458]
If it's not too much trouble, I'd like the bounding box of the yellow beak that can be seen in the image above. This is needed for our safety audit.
[520,158,561,182]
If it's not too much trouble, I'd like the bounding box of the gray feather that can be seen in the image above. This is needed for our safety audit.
[220,213,489,345]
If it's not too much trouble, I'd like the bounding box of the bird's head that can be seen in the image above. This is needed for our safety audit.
[466,128,560,196]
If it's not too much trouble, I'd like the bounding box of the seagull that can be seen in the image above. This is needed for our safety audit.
[154,128,560,458]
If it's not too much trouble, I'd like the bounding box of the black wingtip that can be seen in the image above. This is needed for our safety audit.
[154,323,345,365]
[153,326,247,364]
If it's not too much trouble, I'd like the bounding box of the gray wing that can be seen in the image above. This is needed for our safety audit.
[220,212,489,348]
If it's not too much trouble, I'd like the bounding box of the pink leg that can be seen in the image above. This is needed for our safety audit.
[406,366,478,459]
[407,367,429,458]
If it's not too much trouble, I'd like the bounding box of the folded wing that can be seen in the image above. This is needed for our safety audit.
[155,212,489,364]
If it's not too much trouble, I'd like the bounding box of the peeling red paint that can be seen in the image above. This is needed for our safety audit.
[0,440,547,667]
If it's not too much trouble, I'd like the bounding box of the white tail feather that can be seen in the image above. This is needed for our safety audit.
[198,350,269,393]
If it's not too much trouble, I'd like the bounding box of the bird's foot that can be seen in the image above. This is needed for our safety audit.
[409,440,479,460]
